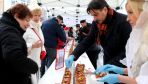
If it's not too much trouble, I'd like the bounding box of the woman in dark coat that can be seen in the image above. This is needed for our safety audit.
[0,4,38,84]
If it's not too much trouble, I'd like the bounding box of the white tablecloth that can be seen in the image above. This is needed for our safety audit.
[38,41,103,84]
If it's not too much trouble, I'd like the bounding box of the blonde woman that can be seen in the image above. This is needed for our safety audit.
[94,0,148,84]
[23,8,46,84]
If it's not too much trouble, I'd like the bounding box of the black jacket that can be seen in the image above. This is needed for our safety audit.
[78,23,91,43]
[72,10,132,67]
[0,12,38,84]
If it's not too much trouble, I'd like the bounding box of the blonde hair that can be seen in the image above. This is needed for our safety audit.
[130,0,148,78]
[128,0,144,17]
[31,8,42,15]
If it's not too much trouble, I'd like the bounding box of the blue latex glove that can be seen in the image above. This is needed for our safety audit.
[65,55,74,68]
[104,64,124,74]
[97,74,120,84]
[94,64,124,74]
[94,65,110,74]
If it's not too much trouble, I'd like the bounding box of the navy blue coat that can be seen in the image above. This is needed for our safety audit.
[42,18,66,48]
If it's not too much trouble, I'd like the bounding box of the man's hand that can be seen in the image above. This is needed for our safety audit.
[65,55,74,68]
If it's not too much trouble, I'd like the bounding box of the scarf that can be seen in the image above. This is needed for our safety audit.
[30,20,42,31]
[96,8,113,44]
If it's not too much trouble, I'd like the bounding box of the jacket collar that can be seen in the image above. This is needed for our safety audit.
[102,8,114,25]
[50,17,59,24]
[0,11,25,35]
[29,20,41,30]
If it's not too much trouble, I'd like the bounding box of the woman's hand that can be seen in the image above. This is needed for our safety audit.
[94,64,124,74]
[32,40,43,48]
[97,74,120,84]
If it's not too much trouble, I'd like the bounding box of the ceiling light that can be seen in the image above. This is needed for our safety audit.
[76,11,79,14]
[37,3,42,6]
[76,4,80,7]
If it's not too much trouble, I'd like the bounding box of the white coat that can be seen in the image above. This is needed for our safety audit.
[136,61,148,84]
[23,20,46,84]
[126,27,148,84]
[23,20,46,67]
[125,28,142,77]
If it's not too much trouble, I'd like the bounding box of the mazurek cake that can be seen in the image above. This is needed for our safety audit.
[75,64,86,84]
[61,69,71,84]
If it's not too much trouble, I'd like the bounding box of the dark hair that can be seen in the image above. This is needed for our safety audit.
[70,27,73,29]
[61,24,66,28]
[10,4,32,19]
[76,24,80,27]
[87,0,109,14]
[57,15,63,21]
[69,27,73,32]
[80,20,86,23]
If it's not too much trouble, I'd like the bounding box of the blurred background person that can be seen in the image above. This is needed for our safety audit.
[41,15,66,77]
[78,20,91,43]
[77,19,100,69]
[75,24,81,44]
[23,7,46,84]
[0,4,38,84]
[68,27,74,38]
[64,26,74,43]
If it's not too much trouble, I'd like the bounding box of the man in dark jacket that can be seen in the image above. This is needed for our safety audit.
[65,0,131,71]
[77,20,100,69]
[76,20,92,43]
[78,20,91,42]
[41,15,66,76]
[75,24,81,42]
[0,4,38,84]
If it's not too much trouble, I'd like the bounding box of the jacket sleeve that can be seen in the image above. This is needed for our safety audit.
[72,22,97,60]
[56,24,66,43]
[1,29,38,74]
[107,21,132,67]
[23,28,34,55]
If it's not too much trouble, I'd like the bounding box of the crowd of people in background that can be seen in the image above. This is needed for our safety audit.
[0,0,148,84]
